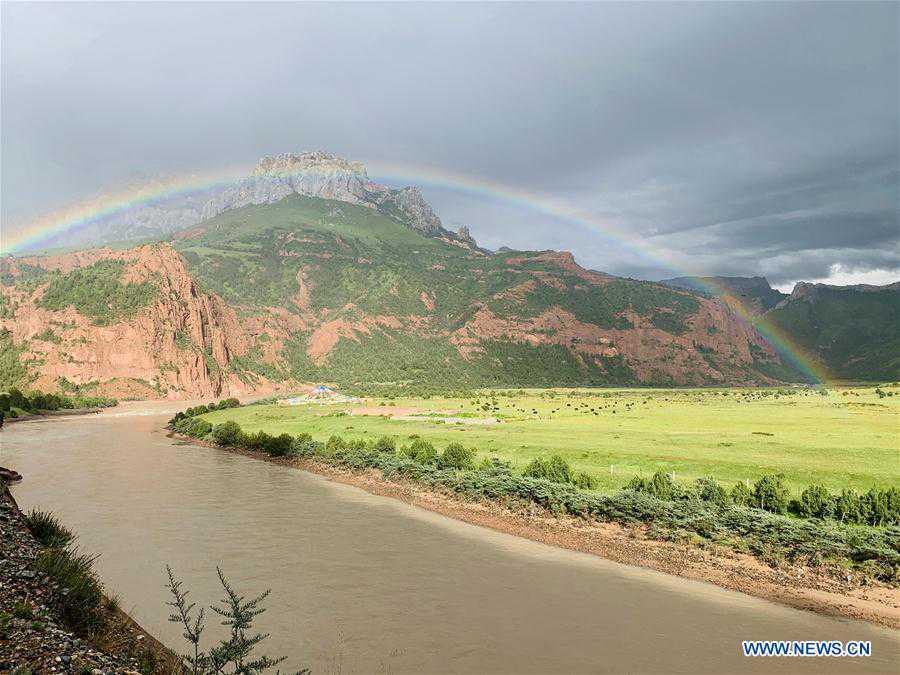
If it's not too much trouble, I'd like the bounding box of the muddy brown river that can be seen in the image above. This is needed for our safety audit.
[3,406,898,673]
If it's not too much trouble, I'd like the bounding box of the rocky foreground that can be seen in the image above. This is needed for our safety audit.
[0,476,175,673]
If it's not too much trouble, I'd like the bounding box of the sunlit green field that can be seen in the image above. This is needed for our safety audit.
[199,386,900,494]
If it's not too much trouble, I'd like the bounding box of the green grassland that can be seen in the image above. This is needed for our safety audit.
[199,384,900,494]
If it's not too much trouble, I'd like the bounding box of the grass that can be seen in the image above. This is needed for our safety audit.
[199,384,900,494]
[33,546,104,633]
[25,509,74,547]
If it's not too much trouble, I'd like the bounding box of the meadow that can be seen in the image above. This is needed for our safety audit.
[199,385,900,494]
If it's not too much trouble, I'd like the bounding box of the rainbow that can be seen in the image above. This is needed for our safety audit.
[1,159,828,383]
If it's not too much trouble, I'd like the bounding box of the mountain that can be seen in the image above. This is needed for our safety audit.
[662,275,900,380]
[46,151,477,252]
[765,282,900,381]
[0,193,792,398]
[661,276,787,314]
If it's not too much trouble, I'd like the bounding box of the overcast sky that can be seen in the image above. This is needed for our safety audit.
[2,2,897,288]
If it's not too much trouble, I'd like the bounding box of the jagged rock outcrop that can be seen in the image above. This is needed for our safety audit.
[0,244,287,398]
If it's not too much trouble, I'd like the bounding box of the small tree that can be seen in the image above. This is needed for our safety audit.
[798,484,833,519]
[730,481,752,507]
[402,438,437,465]
[212,421,243,447]
[833,488,862,524]
[373,435,396,454]
[207,568,286,673]
[752,474,790,514]
[165,566,306,674]
[165,566,208,673]
[695,477,728,506]
[438,442,476,470]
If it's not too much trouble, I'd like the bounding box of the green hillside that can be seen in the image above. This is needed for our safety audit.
[172,195,787,389]
[765,284,900,381]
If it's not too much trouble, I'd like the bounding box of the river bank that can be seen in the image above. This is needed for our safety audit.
[7,409,899,673]
[3,408,103,425]
[177,435,900,630]
[0,477,178,673]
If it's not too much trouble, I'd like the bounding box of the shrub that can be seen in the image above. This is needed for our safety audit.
[7,387,26,409]
[174,416,212,439]
[695,477,728,506]
[33,547,104,633]
[834,489,862,524]
[326,435,346,454]
[246,431,293,457]
[212,421,242,446]
[242,431,270,452]
[859,488,900,527]
[25,510,74,547]
[477,457,514,476]
[290,433,318,457]
[627,470,680,501]
[523,455,574,484]
[403,438,437,465]
[574,472,597,490]
[752,474,790,514]
[189,418,212,438]
[373,435,397,454]
[730,481,752,506]
[438,442,476,470]
[269,433,295,457]
[885,487,900,526]
[798,484,834,519]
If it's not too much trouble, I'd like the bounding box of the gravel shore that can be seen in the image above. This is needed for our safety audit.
[0,476,176,673]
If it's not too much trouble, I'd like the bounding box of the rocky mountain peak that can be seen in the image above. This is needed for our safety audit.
[456,225,475,244]
[44,150,479,252]
[253,151,368,178]
[377,186,445,237]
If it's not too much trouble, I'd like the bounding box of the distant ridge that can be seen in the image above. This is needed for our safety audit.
[662,275,899,380]
[661,276,786,314]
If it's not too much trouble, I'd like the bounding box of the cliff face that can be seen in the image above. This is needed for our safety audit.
[0,245,285,399]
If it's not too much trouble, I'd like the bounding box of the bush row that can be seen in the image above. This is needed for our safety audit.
[168,397,239,426]
[170,415,900,579]
[627,471,900,527]
[0,387,117,416]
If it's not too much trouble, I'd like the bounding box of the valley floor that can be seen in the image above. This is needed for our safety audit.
[200,385,900,494]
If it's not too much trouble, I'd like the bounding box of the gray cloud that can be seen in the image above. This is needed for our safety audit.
[2,2,897,285]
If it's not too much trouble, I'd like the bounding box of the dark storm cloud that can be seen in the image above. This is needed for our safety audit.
[2,2,897,285]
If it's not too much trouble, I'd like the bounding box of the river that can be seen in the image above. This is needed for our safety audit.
[3,406,898,673]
